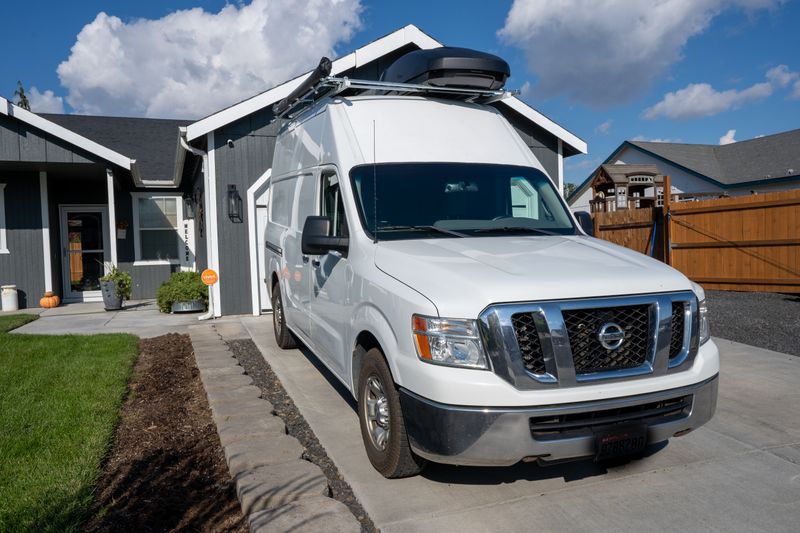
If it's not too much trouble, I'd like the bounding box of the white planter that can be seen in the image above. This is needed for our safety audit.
[1,285,19,311]
[116,228,127,239]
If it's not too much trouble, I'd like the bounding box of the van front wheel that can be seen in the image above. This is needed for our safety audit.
[358,348,427,478]
[271,283,297,349]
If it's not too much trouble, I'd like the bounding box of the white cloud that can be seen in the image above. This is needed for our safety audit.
[719,129,737,144]
[498,0,782,106]
[594,119,612,135]
[631,135,682,143]
[28,87,65,114]
[766,65,798,88]
[791,80,800,100]
[642,81,772,119]
[53,0,362,118]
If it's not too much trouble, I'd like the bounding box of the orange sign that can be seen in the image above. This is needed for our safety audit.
[201,269,218,285]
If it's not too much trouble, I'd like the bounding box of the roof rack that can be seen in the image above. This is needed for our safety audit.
[274,76,516,119]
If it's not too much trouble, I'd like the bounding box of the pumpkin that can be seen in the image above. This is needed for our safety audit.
[40,291,60,309]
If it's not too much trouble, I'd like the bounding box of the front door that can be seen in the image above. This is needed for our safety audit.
[59,206,110,302]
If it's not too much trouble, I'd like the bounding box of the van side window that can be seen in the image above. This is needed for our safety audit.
[270,177,295,227]
[321,172,348,237]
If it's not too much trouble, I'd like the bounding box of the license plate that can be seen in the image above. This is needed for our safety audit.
[594,425,647,461]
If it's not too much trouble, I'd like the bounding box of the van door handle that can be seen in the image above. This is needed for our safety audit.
[302,255,309,263]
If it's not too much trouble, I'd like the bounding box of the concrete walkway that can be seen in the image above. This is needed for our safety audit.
[12,300,242,338]
[241,316,800,533]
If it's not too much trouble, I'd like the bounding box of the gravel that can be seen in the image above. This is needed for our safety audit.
[705,290,800,356]
[226,339,376,532]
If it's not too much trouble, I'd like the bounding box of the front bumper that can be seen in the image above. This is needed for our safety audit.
[399,373,718,467]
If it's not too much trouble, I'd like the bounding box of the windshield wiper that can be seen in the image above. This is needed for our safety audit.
[376,225,467,238]
[471,226,561,236]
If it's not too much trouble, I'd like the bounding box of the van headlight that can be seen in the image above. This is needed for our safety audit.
[698,298,710,345]
[412,315,488,369]
[691,282,710,345]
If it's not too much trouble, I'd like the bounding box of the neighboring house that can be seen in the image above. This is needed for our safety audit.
[0,24,586,314]
[568,128,800,212]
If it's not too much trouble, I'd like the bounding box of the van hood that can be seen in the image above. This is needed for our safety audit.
[374,235,692,318]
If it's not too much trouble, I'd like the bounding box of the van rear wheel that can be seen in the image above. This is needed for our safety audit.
[358,348,427,478]
[271,283,297,349]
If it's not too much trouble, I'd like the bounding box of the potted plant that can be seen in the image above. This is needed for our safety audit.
[156,271,208,313]
[99,266,132,311]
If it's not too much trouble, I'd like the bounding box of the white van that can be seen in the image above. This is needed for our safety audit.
[265,49,718,478]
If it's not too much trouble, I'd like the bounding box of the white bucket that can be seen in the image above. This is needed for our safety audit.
[1,285,19,312]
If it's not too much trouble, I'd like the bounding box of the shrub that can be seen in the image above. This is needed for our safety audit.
[100,266,133,300]
[156,271,208,313]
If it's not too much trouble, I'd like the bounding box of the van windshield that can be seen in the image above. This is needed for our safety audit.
[350,163,577,241]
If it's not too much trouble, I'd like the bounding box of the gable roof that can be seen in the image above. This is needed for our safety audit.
[630,128,800,185]
[1,96,131,170]
[42,113,191,184]
[183,24,586,155]
[568,128,800,204]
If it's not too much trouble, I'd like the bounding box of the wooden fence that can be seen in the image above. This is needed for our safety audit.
[593,187,800,293]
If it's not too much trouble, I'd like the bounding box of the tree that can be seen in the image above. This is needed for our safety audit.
[563,182,577,198]
[13,81,30,110]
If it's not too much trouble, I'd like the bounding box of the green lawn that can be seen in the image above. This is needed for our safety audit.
[0,314,139,532]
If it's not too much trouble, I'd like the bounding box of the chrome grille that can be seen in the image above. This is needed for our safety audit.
[511,313,546,375]
[669,302,686,359]
[563,304,651,374]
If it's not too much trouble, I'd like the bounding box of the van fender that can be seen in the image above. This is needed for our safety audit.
[349,302,403,390]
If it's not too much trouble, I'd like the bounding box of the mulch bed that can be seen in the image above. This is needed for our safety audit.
[227,339,376,532]
[87,333,246,532]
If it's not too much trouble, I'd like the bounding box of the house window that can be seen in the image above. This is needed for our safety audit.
[0,183,7,254]
[133,194,183,263]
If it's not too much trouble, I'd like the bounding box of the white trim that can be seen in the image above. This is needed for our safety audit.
[39,173,52,289]
[132,260,180,266]
[247,169,272,315]
[0,183,7,254]
[182,24,586,155]
[206,131,222,317]
[502,98,587,155]
[130,192,185,263]
[106,169,118,266]
[1,96,132,169]
[557,139,564,194]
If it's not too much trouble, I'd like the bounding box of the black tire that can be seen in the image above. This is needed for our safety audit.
[358,347,427,478]
[271,282,297,349]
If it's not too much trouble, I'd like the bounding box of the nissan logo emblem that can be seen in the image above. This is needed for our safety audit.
[598,322,626,350]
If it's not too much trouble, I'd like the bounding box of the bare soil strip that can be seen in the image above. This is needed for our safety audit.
[87,333,246,532]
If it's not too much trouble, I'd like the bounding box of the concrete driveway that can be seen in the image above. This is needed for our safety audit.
[241,317,800,533]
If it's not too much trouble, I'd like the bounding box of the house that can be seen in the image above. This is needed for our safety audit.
[568,128,800,212]
[0,24,586,314]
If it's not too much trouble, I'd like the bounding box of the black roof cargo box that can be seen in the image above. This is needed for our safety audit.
[381,47,510,90]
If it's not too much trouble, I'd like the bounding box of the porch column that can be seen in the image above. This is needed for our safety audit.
[106,168,118,266]
[39,171,53,292]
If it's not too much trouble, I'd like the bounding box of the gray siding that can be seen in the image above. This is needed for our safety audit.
[0,173,45,308]
[214,123,277,314]
[0,114,100,164]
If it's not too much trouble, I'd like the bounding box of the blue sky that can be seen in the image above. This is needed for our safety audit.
[2,0,799,186]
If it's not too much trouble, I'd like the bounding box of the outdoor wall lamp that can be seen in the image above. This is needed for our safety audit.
[183,196,196,219]
[227,184,243,223]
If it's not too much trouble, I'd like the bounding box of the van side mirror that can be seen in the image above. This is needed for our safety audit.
[302,216,349,256]
[574,211,594,237]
